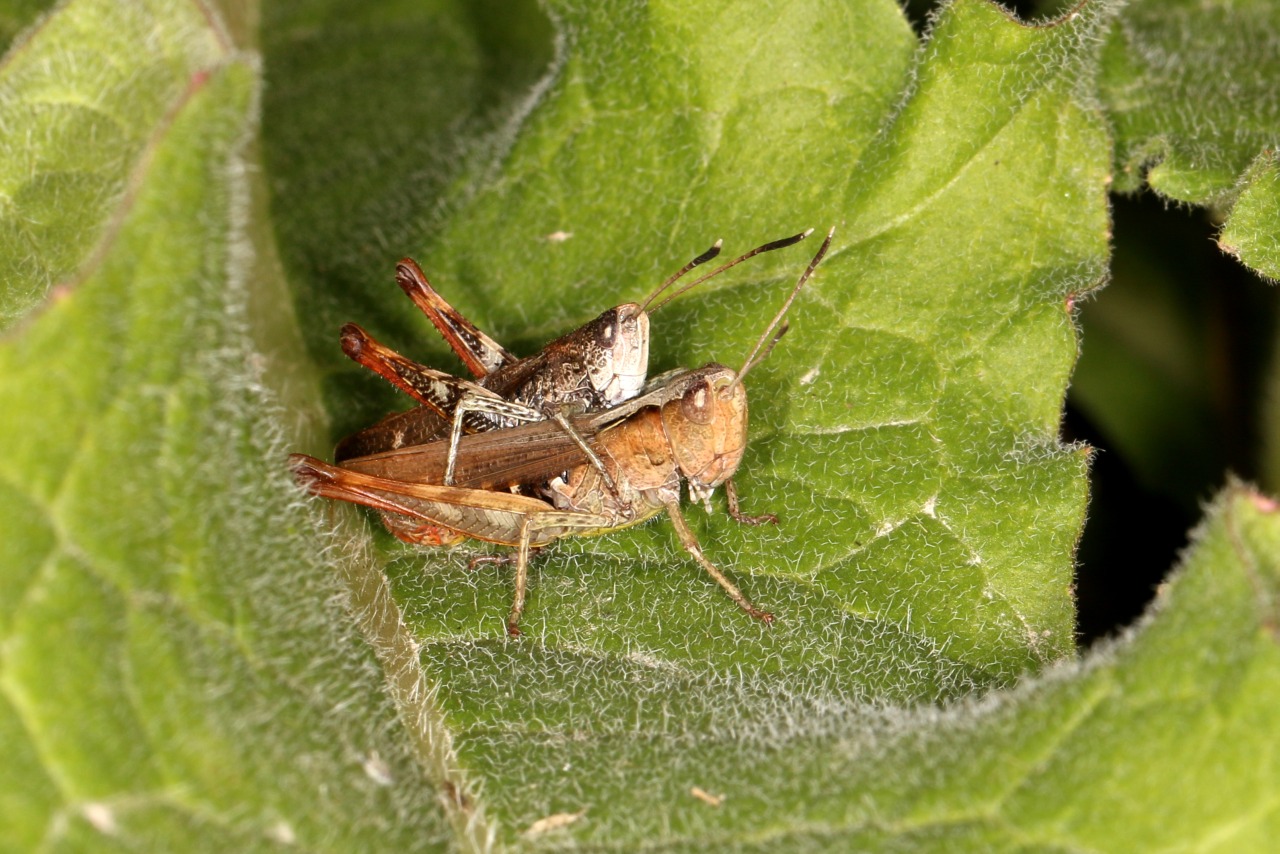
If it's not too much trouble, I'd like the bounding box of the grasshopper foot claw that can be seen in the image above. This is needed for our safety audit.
[468,554,516,571]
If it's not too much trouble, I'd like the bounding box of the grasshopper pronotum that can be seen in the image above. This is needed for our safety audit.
[294,228,832,634]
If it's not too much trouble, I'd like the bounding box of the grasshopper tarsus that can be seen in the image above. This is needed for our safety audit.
[725,478,778,526]
[470,547,541,638]
[468,551,532,571]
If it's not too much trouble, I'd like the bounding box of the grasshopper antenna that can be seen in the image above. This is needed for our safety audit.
[635,239,723,315]
[729,226,834,390]
[644,229,814,315]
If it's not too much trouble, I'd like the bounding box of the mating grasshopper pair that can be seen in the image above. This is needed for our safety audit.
[292,228,833,635]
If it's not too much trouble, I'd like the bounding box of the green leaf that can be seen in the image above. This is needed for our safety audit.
[0,0,229,327]
[15,0,1280,849]
[1089,0,1280,506]
[1222,151,1280,282]
[0,0,54,54]
[0,1,457,848]
[433,483,1280,849]
[1099,0,1280,207]
[432,481,1280,850]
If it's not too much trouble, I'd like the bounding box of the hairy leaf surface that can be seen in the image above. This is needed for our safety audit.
[10,0,1278,850]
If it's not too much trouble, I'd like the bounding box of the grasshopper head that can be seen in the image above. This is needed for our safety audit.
[590,304,649,404]
[542,304,650,407]
[661,365,748,500]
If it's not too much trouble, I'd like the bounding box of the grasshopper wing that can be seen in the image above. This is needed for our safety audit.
[338,418,597,490]
[291,454,613,546]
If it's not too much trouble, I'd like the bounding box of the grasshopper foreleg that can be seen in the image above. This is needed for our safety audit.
[663,500,773,624]
[545,408,619,495]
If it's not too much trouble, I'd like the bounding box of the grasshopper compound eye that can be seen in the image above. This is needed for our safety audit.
[595,313,616,346]
[679,380,716,425]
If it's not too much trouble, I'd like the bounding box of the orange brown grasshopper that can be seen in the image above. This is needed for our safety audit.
[292,228,833,635]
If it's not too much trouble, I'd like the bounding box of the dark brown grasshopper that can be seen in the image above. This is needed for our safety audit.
[292,228,833,635]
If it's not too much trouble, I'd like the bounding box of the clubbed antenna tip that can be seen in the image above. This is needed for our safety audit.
[647,228,814,315]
